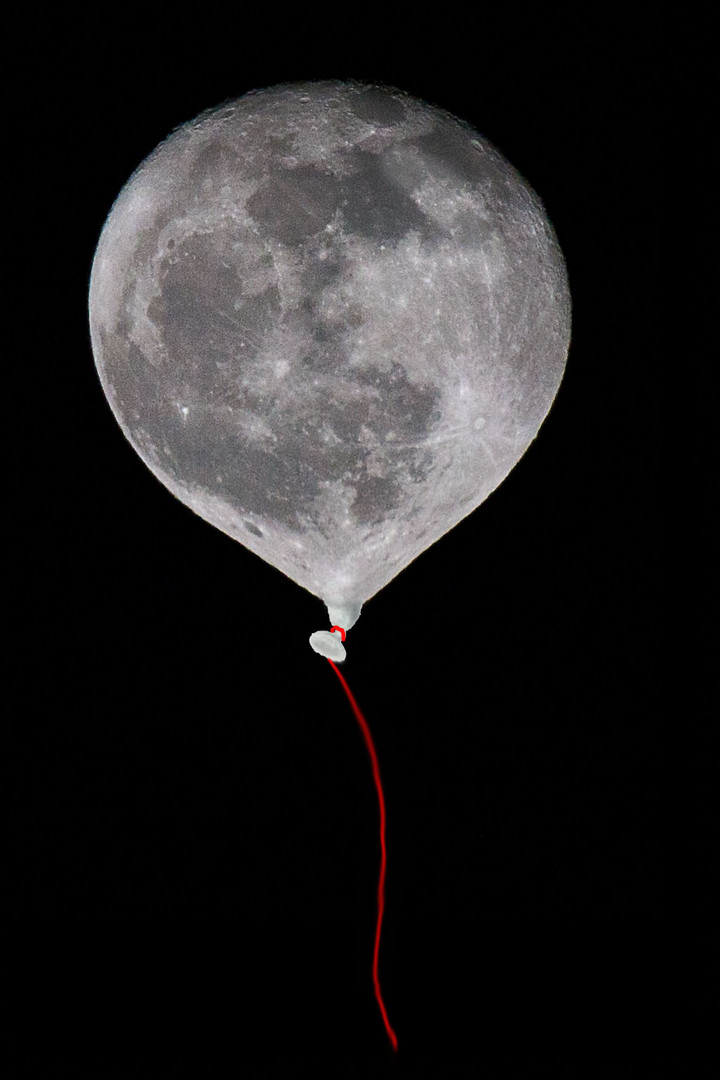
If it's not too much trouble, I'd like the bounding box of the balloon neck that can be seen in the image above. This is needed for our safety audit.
[309,601,361,662]
[326,599,362,631]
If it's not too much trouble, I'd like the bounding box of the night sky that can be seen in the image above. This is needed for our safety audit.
[9,11,709,1079]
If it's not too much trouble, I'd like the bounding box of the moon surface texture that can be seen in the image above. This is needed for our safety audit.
[89,81,570,631]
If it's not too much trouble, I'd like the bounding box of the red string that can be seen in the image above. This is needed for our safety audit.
[326,657,398,1053]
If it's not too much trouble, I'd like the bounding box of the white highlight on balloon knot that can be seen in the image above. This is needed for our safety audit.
[309,625,347,662]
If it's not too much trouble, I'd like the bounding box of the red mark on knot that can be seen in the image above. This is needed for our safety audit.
[329,626,346,641]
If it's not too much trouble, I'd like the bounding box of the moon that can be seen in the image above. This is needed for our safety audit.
[89,81,570,630]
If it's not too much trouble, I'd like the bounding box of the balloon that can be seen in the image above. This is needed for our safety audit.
[89,81,570,647]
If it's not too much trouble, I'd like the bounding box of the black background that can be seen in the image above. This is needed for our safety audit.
[8,9,711,1079]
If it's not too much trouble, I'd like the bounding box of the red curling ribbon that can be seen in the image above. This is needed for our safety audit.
[325,655,398,1053]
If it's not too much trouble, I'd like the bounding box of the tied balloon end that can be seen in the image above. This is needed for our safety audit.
[309,625,347,662]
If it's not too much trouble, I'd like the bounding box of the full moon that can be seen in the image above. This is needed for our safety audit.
[89,81,570,631]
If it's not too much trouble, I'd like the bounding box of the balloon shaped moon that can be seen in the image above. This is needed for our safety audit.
[89,81,570,631]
